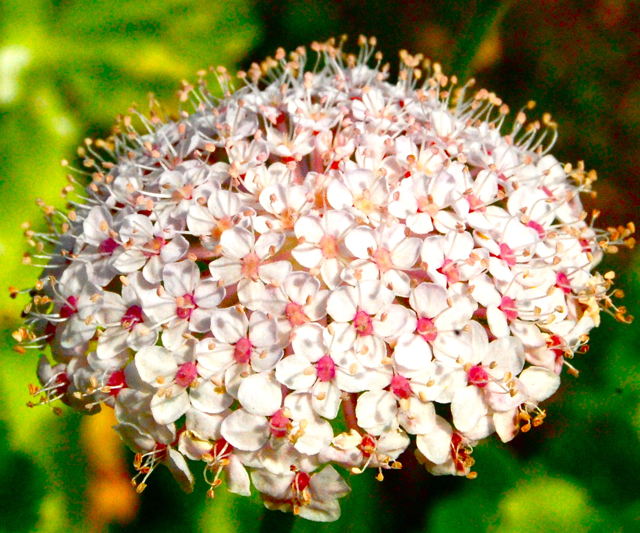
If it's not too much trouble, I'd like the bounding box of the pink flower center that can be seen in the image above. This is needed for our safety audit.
[234,337,252,364]
[107,370,127,396]
[438,259,460,285]
[467,365,489,387]
[175,362,198,388]
[417,196,439,216]
[121,305,143,329]
[556,272,572,294]
[241,252,261,279]
[143,237,166,257]
[319,234,339,259]
[59,296,78,319]
[99,237,119,254]
[527,220,546,238]
[176,294,196,319]
[354,195,375,215]
[353,310,374,336]
[499,243,516,267]
[499,296,518,321]
[390,374,412,399]
[269,409,290,438]
[212,217,233,239]
[467,194,485,212]
[285,302,308,326]
[416,317,438,342]
[372,247,394,273]
[316,354,336,382]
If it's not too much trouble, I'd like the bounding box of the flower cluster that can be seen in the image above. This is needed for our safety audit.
[13,37,634,522]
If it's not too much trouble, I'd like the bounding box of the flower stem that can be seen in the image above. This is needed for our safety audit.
[342,392,358,431]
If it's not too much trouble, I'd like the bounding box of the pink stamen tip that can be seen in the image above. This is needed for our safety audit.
[233,337,252,364]
[467,365,489,387]
[175,362,198,388]
[390,374,412,399]
[316,354,336,382]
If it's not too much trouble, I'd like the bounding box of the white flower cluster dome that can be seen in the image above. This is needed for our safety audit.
[14,37,634,522]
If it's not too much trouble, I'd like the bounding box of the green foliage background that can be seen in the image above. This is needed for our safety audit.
[1,1,639,531]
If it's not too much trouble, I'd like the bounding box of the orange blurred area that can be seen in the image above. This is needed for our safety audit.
[80,409,139,531]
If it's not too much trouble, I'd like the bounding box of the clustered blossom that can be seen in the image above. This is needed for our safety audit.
[13,37,634,522]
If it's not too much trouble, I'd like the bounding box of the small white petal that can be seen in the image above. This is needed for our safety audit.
[519,366,561,402]
[356,390,397,431]
[151,389,190,425]
[221,410,270,451]
[416,415,453,465]
[237,372,282,416]
[451,385,488,433]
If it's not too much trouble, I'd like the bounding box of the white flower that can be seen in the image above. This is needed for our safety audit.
[16,38,630,521]
[292,210,356,289]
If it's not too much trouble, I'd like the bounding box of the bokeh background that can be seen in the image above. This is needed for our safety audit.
[1,0,639,531]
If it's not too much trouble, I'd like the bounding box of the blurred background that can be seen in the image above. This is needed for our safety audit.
[1,0,639,531]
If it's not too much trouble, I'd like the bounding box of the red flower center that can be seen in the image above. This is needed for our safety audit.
[467,365,489,388]
[60,296,78,319]
[121,305,143,329]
